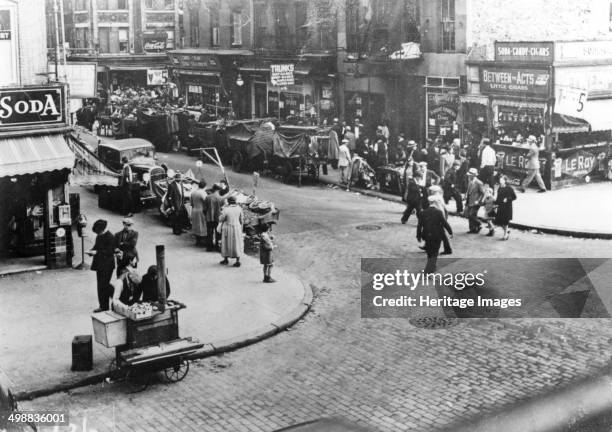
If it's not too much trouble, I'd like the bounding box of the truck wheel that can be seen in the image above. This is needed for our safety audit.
[232,152,244,172]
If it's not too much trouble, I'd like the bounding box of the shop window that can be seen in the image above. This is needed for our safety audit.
[231,11,243,46]
[440,0,455,52]
[210,8,219,46]
[118,28,128,53]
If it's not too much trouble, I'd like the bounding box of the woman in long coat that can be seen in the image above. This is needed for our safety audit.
[494,175,517,240]
[219,195,244,267]
[190,180,207,246]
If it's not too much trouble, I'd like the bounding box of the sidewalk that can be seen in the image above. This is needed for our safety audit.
[319,171,612,238]
[0,186,311,399]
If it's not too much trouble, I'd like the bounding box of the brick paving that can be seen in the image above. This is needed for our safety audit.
[19,165,612,432]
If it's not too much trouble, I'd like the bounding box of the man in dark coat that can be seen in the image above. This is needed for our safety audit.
[114,217,139,276]
[119,156,133,217]
[139,265,171,303]
[443,160,464,214]
[417,201,453,274]
[167,172,186,235]
[401,171,423,224]
[465,168,486,233]
[88,219,115,312]
[203,183,224,251]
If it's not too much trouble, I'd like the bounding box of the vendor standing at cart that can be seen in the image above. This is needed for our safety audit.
[114,217,139,277]
[110,269,142,309]
[167,172,187,235]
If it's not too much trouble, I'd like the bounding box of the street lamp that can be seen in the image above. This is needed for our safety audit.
[236,74,244,87]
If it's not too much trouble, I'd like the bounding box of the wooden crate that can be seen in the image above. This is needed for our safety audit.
[92,311,127,348]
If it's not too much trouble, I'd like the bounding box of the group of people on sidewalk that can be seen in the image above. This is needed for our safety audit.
[88,217,169,312]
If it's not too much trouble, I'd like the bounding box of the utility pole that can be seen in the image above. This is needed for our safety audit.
[53,0,60,81]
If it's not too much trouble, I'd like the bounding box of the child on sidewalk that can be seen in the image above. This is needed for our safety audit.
[482,184,497,237]
[259,223,276,283]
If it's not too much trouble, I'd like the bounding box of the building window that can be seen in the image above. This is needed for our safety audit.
[440,0,455,52]
[119,28,128,52]
[97,0,108,10]
[164,0,174,9]
[274,2,290,51]
[189,8,199,47]
[75,0,87,11]
[295,1,308,49]
[75,28,89,48]
[98,27,110,53]
[346,0,361,52]
[231,11,242,46]
[253,1,267,49]
[117,0,127,9]
[210,8,219,46]
[145,0,153,9]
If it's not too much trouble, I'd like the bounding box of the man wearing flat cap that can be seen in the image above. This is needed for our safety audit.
[88,219,115,312]
[114,217,139,276]
[466,168,486,233]
[338,138,352,186]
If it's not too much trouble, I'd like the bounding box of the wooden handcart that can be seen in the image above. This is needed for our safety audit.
[93,300,203,392]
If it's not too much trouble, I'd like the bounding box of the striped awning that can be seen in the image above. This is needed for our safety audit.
[0,134,75,178]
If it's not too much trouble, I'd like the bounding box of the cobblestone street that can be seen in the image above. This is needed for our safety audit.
[21,159,612,432]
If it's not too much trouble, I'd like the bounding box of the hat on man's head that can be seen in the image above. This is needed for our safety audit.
[174,171,182,179]
[527,135,537,142]
[407,140,416,147]
[227,195,237,204]
[123,217,134,225]
[418,161,428,167]
[92,219,107,233]
[342,138,349,143]
[468,168,478,176]
[428,195,439,203]
[453,160,461,166]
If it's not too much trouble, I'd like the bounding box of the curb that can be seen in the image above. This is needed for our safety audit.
[14,279,313,402]
[317,177,612,240]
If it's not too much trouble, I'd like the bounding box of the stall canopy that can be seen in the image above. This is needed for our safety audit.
[552,113,591,134]
[0,134,75,178]
[247,129,308,160]
[580,99,612,132]
[67,135,119,187]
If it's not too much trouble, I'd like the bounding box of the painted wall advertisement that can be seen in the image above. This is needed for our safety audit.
[552,144,610,182]
[479,67,551,98]
[427,92,459,138]
[494,41,554,64]
[0,86,66,129]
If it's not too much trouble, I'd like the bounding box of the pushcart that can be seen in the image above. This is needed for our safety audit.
[93,300,204,392]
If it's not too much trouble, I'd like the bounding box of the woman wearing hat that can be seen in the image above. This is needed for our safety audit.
[88,219,115,312]
[190,180,208,246]
[218,195,244,267]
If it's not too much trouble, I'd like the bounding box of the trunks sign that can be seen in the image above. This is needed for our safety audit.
[0,86,65,129]
[270,64,295,86]
[480,67,550,98]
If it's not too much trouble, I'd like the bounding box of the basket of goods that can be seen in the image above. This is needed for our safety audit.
[127,302,154,321]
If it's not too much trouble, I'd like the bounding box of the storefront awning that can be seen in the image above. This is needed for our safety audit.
[108,65,166,71]
[492,99,547,110]
[460,94,489,106]
[174,69,220,77]
[552,114,591,134]
[0,134,75,178]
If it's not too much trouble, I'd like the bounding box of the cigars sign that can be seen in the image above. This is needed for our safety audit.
[0,86,66,129]
[479,67,551,98]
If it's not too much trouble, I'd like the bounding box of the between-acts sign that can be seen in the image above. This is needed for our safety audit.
[480,67,550,98]
[0,86,66,129]
[270,64,295,86]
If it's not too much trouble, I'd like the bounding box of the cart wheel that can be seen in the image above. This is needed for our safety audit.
[125,368,151,393]
[164,359,190,383]
[108,359,123,381]
[232,151,244,172]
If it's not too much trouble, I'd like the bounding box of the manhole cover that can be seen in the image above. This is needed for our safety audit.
[356,224,382,231]
[409,317,459,329]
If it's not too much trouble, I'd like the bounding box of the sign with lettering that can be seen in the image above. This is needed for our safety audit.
[480,67,551,98]
[495,41,554,64]
[143,32,167,52]
[169,53,220,70]
[426,92,459,139]
[493,144,550,188]
[555,65,612,98]
[555,86,588,118]
[556,40,612,63]
[270,64,295,86]
[0,86,66,129]
[147,69,167,85]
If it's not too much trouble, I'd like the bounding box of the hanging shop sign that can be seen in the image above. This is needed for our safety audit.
[147,69,168,85]
[554,86,588,118]
[0,85,66,130]
[427,92,459,138]
[495,41,554,64]
[169,53,220,70]
[480,67,551,98]
[270,64,295,86]
[555,65,612,98]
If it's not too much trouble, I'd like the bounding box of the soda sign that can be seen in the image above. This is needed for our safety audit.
[0,86,65,129]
